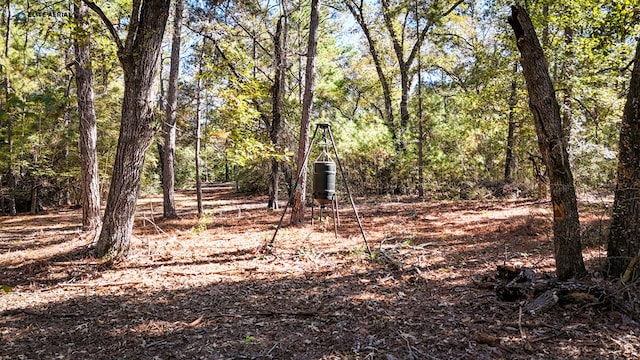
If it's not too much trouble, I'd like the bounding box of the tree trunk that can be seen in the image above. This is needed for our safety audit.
[30,184,37,215]
[61,51,74,208]
[399,64,410,146]
[195,102,203,218]
[0,175,4,215]
[4,0,15,216]
[508,5,585,281]
[504,62,519,183]
[161,0,183,219]
[195,51,204,218]
[6,164,15,216]
[88,0,171,260]
[290,0,319,226]
[607,38,640,278]
[31,114,40,215]
[380,0,407,149]
[74,0,101,231]
[0,2,4,215]
[415,0,424,199]
[157,142,164,184]
[268,15,286,210]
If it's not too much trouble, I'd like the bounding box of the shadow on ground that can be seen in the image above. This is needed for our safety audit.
[1,185,637,359]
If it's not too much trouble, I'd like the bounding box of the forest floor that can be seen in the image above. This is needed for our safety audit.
[1,183,639,359]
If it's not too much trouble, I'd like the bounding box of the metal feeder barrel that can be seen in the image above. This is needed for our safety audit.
[313,161,336,204]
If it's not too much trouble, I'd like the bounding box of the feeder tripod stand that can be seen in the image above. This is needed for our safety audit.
[269,123,371,255]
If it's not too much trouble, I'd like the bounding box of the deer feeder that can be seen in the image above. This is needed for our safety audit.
[312,160,336,205]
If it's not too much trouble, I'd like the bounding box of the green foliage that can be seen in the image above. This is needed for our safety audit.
[571,142,618,191]
[175,146,197,188]
[141,143,161,195]
[333,117,396,195]
[0,0,124,211]
[242,335,255,344]
[235,164,269,193]
[1,0,636,211]
[191,213,210,234]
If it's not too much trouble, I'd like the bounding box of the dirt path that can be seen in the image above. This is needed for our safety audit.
[1,184,638,359]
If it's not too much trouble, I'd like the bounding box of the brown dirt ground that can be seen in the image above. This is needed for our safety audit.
[1,183,638,359]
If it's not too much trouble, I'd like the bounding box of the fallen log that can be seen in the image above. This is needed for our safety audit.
[495,265,610,314]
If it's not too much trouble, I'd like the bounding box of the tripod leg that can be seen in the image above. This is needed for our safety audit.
[327,126,371,255]
[332,198,338,238]
[335,193,340,226]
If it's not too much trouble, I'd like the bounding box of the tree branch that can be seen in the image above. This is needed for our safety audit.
[230,15,271,55]
[431,32,474,50]
[407,0,465,68]
[442,0,465,17]
[381,0,404,68]
[184,23,273,83]
[433,64,467,91]
[81,0,123,52]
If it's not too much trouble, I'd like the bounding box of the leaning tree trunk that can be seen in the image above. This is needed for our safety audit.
[74,0,101,232]
[508,5,585,281]
[161,0,183,219]
[87,0,171,260]
[290,0,319,225]
[607,37,640,279]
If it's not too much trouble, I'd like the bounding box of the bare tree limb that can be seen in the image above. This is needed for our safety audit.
[81,0,124,52]
[442,0,465,17]
[183,23,273,83]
